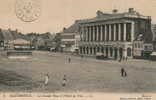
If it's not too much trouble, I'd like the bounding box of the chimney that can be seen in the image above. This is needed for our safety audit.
[96,10,103,17]
[128,8,134,13]
[15,29,18,33]
[63,27,66,31]
[112,9,118,14]
[8,28,11,31]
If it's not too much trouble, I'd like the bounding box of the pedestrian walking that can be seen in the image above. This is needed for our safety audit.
[68,57,71,63]
[121,68,127,77]
[44,74,50,86]
[62,75,67,87]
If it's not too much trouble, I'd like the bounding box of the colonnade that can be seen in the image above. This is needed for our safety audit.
[79,46,132,59]
[81,22,134,42]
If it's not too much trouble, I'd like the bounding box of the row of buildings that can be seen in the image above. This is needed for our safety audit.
[1,8,155,59]
[0,29,31,50]
[0,29,57,51]
[57,22,80,53]
[58,8,155,59]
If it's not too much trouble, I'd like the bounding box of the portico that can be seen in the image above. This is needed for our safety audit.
[79,8,152,59]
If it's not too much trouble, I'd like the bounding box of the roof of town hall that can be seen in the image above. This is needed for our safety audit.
[78,8,151,24]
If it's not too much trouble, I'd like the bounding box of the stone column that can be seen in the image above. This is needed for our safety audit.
[92,47,95,55]
[85,26,87,41]
[88,47,90,55]
[124,23,127,41]
[96,26,99,41]
[90,47,92,55]
[82,27,85,41]
[123,48,127,58]
[98,26,101,41]
[118,23,121,41]
[89,26,92,41]
[107,47,110,58]
[131,22,135,42]
[109,24,111,41]
[114,24,116,41]
[93,26,95,41]
[104,25,107,41]
[101,25,103,41]
[118,48,120,59]
[81,47,83,54]
[82,27,84,41]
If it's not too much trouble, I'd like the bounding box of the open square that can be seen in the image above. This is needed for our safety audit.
[0,51,156,93]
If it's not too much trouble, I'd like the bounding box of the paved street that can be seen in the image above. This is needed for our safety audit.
[0,51,156,92]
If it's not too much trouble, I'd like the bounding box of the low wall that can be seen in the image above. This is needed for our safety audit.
[7,51,32,56]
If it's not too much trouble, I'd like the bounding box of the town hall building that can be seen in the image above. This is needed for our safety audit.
[78,8,153,59]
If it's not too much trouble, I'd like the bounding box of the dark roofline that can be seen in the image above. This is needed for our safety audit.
[79,9,151,24]
[62,21,80,33]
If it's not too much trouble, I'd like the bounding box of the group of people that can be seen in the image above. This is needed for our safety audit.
[44,68,127,88]
[43,57,127,88]
[118,56,128,62]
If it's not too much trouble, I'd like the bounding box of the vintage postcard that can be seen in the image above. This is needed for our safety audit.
[0,0,156,100]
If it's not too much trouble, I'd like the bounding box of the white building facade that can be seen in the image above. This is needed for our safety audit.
[79,8,153,59]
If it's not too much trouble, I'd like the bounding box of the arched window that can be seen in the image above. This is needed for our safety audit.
[86,47,89,54]
[97,47,100,52]
[101,47,104,53]
[94,47,96,55]
[90,47,92,54]
[127,48,132,56]
[110,48,113,57]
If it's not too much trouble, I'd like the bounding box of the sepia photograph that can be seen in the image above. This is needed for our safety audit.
[0,0,156,99]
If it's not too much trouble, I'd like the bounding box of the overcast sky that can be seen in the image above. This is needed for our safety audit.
[0,0,156,34]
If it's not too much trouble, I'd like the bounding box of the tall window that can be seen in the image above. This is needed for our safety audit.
[116,24,119,41]
[126,23,131,41]
[91,26,93,41]
[86,47,89,54]
[97,47,100,52]
[102,25,105,41]
[87,27,90,41]
[80,47,82,54]
[98,26,101,41]
[95,26,97,41]
[90,47,92,54]
[120,23,124,41]
[127,48,132,56]
[111,24,114,41]
[84,27,86,41]
[106,25,109,41]
[110,47,113,57]
[101,47,104,53]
